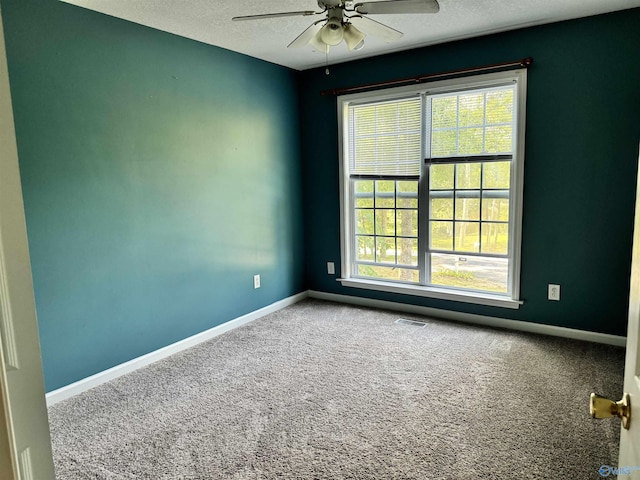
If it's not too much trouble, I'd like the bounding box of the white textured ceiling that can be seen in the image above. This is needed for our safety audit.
[60,0,640,70]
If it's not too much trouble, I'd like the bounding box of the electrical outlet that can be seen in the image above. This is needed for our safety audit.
[254,274,261,289]
[327,262,335,275]
[548,284,560,301]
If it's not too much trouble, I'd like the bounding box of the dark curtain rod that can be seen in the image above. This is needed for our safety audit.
[320,57,533,96]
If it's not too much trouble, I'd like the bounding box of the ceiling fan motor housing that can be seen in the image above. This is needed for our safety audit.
[318,0,345,9]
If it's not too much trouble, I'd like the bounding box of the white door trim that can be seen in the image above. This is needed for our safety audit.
[0,345,16,480]
[0,4,56,479]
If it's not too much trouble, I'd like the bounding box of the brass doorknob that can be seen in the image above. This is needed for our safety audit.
[590,392,631,429]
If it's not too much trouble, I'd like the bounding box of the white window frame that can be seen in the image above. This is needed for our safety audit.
[337,70,527,309]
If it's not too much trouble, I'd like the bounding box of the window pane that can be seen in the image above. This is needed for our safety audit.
[432,96,457,128]
[375,209,395,236]
[430,164,454,189]
[430,196,453,220]
[431,130,457,157]
[397,181,418,208]
[398,237,418,266]
[356,264,419,283]
[352,137,376,165]
[375,180,395,207]
[375,237,396,263]
[455,221,480,252]
[430,86,514,158]
[396,210,418,237]
[458,128,484,155]
[485,89,513,125]
[356,209,374,235]
[481,195,509,221]
[459,93,484,127]
[430,253,508,293]
[481,223,509,254]
[456,163,481,189]
[354,180,374,207]
[356,236,375,261]
[397,133,422,163]
[397,100,420,130]
[485,126,512,153]
[377,136,398,160]
[455,196,480,220]
[431,221,453,250]
[376,103,399,131]
[354,106,376,135]
[483,162,510,189]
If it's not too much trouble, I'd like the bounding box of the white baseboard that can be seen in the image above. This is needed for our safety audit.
[308,290,626,347]
[47,288,625,406]
[46,291,309,406]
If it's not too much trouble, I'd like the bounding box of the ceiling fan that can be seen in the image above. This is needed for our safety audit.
[232,0,440,53]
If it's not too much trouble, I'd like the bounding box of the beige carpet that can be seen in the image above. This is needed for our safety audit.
[48,299,624,479]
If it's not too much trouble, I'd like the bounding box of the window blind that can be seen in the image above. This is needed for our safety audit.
[348,97,422,176]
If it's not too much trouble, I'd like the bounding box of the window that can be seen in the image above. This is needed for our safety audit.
[338,71,526,308]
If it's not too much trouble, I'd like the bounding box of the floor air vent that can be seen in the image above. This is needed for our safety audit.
[394,318,427,328]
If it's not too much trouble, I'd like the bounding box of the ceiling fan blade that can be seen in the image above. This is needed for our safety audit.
[349,15,403,42]
[355,0,439,15]
[288,20,325,48]
[232,10,319,21]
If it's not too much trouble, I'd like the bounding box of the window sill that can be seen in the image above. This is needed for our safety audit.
[337,278,523,309]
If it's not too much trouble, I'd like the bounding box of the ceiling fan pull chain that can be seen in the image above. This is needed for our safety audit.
[325,48,330,75]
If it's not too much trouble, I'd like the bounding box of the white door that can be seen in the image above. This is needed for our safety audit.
[1,375,16,480]
[619,146,640,477]
[0,4,56,479]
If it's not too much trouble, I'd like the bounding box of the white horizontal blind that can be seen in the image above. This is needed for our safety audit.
[348,97,422,176]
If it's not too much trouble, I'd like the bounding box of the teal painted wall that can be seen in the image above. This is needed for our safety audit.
[299,9,640,336]
[1,0,305,390]
[2,0,638,391]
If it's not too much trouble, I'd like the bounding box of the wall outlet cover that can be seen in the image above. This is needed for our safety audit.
[254,274,260,289]
[548,284,560,301]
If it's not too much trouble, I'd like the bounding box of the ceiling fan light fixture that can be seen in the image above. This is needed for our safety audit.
[320,18,344,46]
[234,0,437,55]
[309,30,329,53]
[343,23,366,51]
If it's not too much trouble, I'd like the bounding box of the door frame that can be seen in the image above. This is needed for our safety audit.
[0,3,56,479]
[0,357,16,480]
